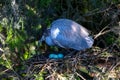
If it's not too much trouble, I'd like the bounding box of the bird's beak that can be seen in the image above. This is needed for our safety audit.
[38,35,45,45]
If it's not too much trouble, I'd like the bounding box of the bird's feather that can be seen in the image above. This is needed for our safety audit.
[49,19,93,50]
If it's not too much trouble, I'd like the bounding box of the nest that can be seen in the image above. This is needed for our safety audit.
[26,44,120,79]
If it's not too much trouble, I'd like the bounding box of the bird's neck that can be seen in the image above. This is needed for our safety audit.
[45,36,55,46]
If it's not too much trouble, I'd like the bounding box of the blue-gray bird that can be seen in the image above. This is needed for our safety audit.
[40,19,94,50]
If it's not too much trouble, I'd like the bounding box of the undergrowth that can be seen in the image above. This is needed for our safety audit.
[0,0,120,80]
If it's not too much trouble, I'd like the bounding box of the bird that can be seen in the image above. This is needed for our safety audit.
[40,19,94,51]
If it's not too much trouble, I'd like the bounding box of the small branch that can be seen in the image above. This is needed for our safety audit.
[109,62,120,71]
[75,72,86,80]
[94,26,111,39]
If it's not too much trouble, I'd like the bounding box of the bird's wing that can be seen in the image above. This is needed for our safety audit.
[50,19,91,50]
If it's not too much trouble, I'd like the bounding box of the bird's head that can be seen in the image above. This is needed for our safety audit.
[40,28,50,42]
[39,28,54,46]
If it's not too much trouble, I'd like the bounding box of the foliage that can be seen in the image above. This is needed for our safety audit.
[0,0,120,80]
